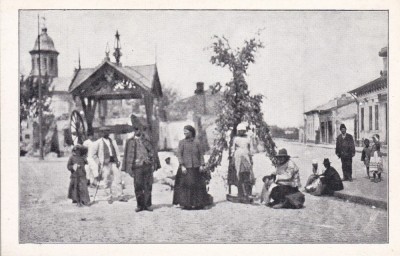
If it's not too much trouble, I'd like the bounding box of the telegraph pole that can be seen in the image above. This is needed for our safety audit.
[38,14,44,160]
[303,92,307,144]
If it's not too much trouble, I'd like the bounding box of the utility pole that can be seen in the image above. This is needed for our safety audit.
[38,14,44,160]
[303,92,307,144]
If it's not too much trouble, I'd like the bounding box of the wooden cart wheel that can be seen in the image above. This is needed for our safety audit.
[70,110,86,145]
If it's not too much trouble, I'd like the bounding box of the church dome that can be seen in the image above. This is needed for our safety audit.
[30,28,58,53]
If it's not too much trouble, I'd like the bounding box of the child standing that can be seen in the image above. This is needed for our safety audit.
[67,145,90,206]
[369,144,383,183]
[361,139,372,179]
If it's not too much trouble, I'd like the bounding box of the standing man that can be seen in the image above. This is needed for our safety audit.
[93,127,124,203]
[83,131,99,187]
[335,124,356,182]
[122,118,158,212]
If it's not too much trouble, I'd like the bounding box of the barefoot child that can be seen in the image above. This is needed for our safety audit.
[361,139,372,179]
[67,145,90,207]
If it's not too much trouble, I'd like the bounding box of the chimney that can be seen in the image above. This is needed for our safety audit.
[379,47,387,76]
[195,82,205,95]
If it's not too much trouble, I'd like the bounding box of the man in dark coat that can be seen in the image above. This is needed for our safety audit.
[335,124,356,181]
[121,116,158,212]
[319,158,344,195]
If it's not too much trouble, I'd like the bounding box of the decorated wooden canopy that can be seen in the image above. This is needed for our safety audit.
[67,58,162,145]
[69,60,162,100]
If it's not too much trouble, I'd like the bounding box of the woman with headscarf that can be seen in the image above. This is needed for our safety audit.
[173,125,211,210]
[231,122,255,199]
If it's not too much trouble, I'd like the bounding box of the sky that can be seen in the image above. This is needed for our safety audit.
[19,10,388,127]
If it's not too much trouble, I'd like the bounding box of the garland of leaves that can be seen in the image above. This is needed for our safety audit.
[204,35,277,179]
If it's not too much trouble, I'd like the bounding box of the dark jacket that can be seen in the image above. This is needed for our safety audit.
[335,133,355,159]
[177,138,205,168]
[320,166,344,192]
[121,135,154,177]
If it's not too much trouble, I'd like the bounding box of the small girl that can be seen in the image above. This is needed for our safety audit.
[369,144,383,183]
[361,139,372,179]
[67,145,90,206]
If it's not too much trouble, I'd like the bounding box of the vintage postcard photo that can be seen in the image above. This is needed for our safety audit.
[16,9,389,244]
[2,3,400,254]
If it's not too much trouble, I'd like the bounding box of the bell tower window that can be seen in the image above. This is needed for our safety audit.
[50,58,54,71]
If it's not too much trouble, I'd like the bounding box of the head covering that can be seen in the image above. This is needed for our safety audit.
[72,144,87,157]
[373,134,380,141]
[237,122,247,131]
[340,124,346,130]
[184,125,196,137]
[323,158,331,165]
[312,159,318,165]
[275,148,290,158]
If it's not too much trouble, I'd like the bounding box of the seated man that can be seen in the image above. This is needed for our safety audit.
[261,174,305,209]
[316,158,344,196]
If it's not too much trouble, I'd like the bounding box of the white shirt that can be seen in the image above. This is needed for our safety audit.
[83,139,97,159]
[100,137,114,157]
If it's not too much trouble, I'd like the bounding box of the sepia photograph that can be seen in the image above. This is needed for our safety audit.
[14,9,389,245]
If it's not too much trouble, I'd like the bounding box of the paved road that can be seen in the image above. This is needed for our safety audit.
[19,141,388,243]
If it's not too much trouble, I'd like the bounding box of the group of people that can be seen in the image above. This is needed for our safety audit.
[66,116,213,211]
[66,119,384,211]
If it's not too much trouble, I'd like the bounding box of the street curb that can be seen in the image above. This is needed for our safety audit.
[292,142,388,156]
[333,191,387,210]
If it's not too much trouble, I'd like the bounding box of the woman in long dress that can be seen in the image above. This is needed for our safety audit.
[231,122,255,199]
[173,125,211,210]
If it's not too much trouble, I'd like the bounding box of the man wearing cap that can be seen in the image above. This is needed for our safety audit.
[93,127,123,203]
[122,116,158,212]
[318,158,344,195]
[335,124,356,182]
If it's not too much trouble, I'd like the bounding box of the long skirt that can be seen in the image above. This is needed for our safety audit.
[68,175,90,205]
[174,167,210,208]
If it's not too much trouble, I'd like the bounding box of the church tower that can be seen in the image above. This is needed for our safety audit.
[29,26,59,77]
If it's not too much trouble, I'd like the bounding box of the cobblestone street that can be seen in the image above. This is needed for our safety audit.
[19,139,388,243]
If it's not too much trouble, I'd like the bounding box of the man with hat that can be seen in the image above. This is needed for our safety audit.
[93,126,123,203]
[121,115,158,212]
[335,124,356,181]
[318,158,344,195]
[273,148,301,189]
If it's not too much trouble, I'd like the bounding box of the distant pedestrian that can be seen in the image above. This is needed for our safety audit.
[317,158,344,196]
[174,125,212,210]
[335,124,355,182]
[67,145,90,207]
[361,139,372,179]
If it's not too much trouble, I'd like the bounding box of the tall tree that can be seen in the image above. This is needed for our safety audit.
[204,35,277,185]
[20,74,53,123]
[158,85,181,121]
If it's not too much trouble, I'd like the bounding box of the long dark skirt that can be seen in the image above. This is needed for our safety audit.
[68,175,90,205]
[173,167,210,208]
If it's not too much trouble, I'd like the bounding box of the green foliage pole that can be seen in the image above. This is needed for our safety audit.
[204,35,278,186]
